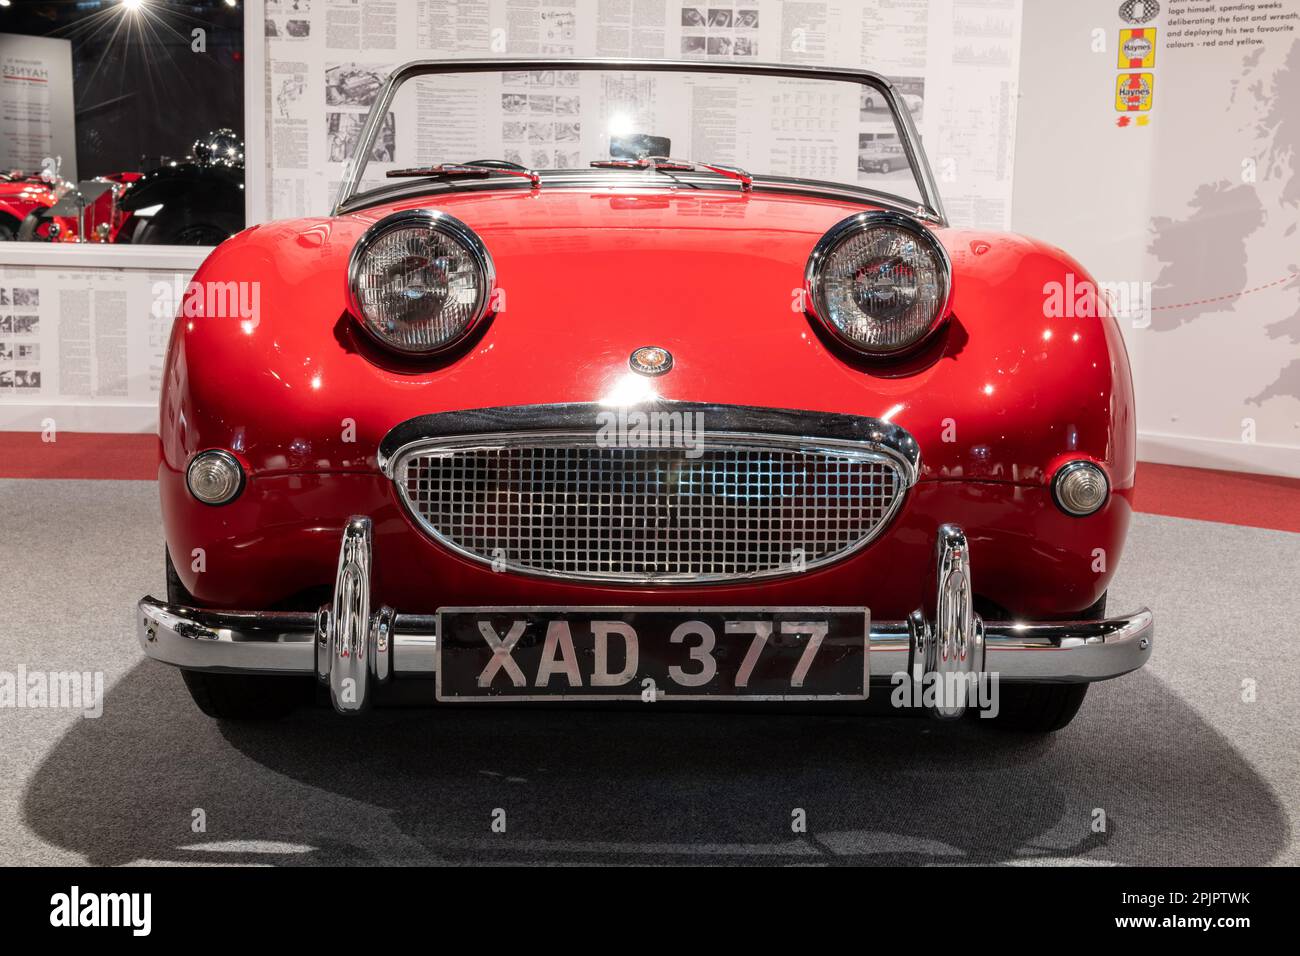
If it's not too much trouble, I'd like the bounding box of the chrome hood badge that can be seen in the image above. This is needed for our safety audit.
[629,346,673,376]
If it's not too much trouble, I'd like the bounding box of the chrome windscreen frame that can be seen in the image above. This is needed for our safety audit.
[377,402,922,586]
[332,58,947,226]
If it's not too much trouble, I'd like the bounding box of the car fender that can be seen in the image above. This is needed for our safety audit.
[161,193,1135,499]
[117,165,243,218]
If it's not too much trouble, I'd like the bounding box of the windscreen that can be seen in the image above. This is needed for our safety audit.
[333,65,930,211]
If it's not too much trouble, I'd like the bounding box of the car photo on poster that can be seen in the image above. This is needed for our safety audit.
[857,132,915,184]
[861,77,925,121]
[325,63,386,108]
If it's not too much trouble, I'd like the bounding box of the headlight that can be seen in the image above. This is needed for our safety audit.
[804,211,951,355]
[347,208,495,355]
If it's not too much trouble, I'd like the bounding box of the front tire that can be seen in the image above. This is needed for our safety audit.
[180,670,314,721]
[983,591,1106,733]
[166,551,313,720]
[987,683,1088,733]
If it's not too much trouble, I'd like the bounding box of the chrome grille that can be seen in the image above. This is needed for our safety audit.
[393,436,906,582]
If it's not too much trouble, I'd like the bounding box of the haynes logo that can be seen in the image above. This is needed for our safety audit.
[1115,72,1155,112]
[1119,0,1160,24]
[1119,28,1156,68]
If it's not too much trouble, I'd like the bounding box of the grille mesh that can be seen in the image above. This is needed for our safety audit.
[396,439,903,582]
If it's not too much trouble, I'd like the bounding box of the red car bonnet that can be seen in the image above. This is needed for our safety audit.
[164,186,1133,495]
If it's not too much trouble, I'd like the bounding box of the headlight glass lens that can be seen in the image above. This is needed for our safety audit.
[187,450,243,505]
[349,211,493,354]
[807,215,949,354]
[1053,461,1109,516]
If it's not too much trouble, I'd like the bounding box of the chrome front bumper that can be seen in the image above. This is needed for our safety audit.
[136,518,1153,715]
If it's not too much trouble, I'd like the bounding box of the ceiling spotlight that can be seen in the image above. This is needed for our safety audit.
[121,0,145,11]
[0,1,12,9]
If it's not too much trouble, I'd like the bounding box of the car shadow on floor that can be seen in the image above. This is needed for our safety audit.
[21,660,1290,866]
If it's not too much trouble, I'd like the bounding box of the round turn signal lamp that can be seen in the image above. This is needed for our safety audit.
[1052,460,1109,516]
[186,450,244,505]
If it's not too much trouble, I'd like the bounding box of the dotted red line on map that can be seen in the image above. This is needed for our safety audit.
[1151,272,1299,311]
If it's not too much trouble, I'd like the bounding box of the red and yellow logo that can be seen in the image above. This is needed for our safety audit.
[1118,28,1156,68]
[1115,72,1154,111]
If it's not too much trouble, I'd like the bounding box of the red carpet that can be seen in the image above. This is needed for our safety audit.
[1133,462,1300,534]
[0,431,157,480]
[0,432,1297,533]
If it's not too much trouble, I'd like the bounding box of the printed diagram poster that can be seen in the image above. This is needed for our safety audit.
[0,284,41,394]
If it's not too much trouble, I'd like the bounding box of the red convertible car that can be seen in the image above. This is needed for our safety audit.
[137,59,1152,732]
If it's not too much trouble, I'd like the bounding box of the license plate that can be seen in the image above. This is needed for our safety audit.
[435,607,869,702]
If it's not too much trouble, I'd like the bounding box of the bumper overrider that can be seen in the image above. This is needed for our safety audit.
[136,516,1152,715]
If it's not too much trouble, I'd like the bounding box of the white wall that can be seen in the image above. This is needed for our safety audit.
[1013,0,1300,477]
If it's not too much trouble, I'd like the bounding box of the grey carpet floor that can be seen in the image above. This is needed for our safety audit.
[0,478,1295,866]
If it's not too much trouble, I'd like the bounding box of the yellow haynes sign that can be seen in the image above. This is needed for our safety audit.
[1116,72,1154,111]
[1118,28,1156,68]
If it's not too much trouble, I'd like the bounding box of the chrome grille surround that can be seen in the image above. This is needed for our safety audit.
[381,404,920,585]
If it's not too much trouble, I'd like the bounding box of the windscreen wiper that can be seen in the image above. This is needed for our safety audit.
[386,162,540,188]
[589,156,752,191]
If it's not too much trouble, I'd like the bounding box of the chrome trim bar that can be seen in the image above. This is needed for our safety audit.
[136,524,1153,714]
[376,401,922,476]
[135,601,317,674]
[138,600,437,677]
[332,57,946,225]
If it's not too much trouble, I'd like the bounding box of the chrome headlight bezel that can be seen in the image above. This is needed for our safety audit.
[346,208,496,356]
[803,210,952,357]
